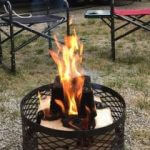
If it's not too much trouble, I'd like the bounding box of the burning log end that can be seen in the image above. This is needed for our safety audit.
[50,76,68,115]
[62,115,81,130]
[79,89,97,129]
[37,110,44,124]
[62,115,96,131]
[37,110,61,124]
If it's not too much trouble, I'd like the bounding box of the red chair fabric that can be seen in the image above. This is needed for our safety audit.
[114,8,150,15]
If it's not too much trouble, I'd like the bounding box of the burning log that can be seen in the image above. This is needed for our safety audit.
[50,75,67,117]
[50,75,97,130]
[37,110,44,124]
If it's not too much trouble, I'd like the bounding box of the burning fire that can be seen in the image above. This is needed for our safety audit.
[50,30,85,115]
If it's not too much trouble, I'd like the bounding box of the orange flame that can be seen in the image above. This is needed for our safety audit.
[55,99,65,113]
[50,30,84,115]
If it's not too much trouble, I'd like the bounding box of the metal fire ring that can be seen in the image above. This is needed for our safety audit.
[21,83,126,150]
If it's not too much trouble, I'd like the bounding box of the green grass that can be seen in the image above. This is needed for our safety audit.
[87,19,97,25]
[132,129,150,146]
[136,90,150,110]
[137,99,150,111]
[0,17,149,103]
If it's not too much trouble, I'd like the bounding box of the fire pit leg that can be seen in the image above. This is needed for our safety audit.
[36,110,44,124]
[47,23,52,49]
[0,33,2,64]
[115,123,125,150]
[22,126,38,150]
[77,136,93,148]
[10,21,16,72]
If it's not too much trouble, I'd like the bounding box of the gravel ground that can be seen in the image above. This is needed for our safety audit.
[125,106,150,150]
[0,96,22,150]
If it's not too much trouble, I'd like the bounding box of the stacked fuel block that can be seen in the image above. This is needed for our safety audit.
[37,75,97,130]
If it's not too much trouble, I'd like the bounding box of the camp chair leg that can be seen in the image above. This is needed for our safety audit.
[10,24,16,72]
[111,15,115,61]
[66,8,70,36]
[0,33,2,64]
[47,24,52,49]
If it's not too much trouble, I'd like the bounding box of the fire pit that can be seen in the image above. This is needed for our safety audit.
[21,83,125,150]
[20,28,125,149]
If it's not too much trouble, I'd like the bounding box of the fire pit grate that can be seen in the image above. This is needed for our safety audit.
[21,83,126,150]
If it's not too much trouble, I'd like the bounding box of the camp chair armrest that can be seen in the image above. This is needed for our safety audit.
[0,0,9,5]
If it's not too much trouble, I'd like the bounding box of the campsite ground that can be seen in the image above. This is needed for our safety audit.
[0,1,150,149]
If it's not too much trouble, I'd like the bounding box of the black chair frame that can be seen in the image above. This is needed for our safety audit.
[0,0,70,72]
[85,0,150,60]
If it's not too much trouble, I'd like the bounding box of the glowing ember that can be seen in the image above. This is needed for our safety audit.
[50,30,85,116]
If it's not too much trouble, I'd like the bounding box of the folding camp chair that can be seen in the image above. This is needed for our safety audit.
[85,0,150,60]
[0,0,70,72]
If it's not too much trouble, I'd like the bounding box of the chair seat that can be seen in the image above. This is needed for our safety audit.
[2,14,65,24]
[114,8,150,16]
